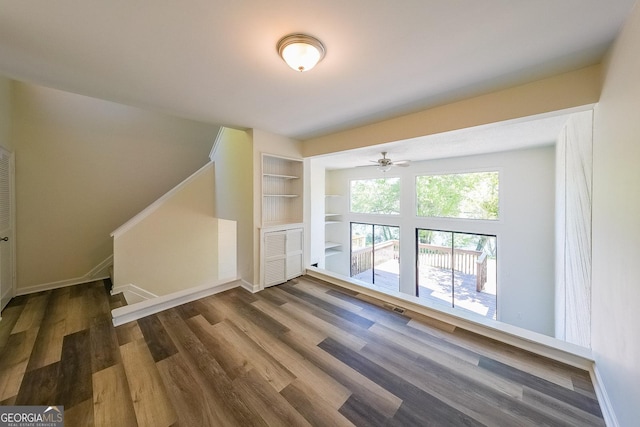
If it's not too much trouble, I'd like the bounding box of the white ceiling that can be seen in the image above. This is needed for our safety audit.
[0,1,635,142]
[313,113,573,170]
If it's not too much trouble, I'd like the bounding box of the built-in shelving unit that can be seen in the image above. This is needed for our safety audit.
[260,153,304,288]
[324,194,343,259]
[262,154,303,227]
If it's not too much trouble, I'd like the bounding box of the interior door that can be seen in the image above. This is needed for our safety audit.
[0,147,14,311]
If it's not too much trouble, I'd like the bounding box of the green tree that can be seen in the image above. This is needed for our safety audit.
[350,178,400,214]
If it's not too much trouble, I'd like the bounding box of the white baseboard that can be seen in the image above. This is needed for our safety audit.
[240,279,261,293]
[306,267,595,370]
[87,255,113,279]
[111,278,241,326]
[591,364,619,427]
[111,284,158,305]
[15,274,110,296]
[1,288,12,312]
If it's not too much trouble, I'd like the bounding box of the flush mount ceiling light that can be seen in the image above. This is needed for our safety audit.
[277,33,325,72]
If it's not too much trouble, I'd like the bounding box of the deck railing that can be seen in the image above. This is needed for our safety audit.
[351,240,398,276]
[350,242,488,292]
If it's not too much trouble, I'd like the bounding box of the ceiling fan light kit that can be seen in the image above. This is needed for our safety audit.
[372,152,410,172]
[277,33,325,72]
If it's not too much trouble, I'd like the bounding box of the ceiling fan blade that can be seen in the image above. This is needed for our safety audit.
[393,160,411,167]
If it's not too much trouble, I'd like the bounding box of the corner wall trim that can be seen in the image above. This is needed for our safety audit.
[240,279,261,293]
[111,284,158,304]
[111,277,240,326]
[591,365,620,427]
[306,267,594,370]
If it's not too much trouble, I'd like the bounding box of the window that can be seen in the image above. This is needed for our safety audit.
[350,223,400,291]
[350,177,400,215]
[416,229,497,319]
[416,171,499,220]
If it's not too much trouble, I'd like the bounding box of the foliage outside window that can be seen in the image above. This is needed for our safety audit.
[350,178,400,215]
[416,171,499,220]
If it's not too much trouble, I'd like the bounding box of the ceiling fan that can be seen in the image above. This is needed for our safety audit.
[366,152,410,172]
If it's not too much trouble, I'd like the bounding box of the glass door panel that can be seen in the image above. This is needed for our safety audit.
[417,229,497,319]
[417,229,453,309]
[351,223,400,291]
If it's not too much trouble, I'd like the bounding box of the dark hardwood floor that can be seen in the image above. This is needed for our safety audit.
[0,276,604,426]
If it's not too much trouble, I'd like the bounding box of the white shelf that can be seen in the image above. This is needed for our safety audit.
[262,154,303,226]
[263,173,299,179]
[325,248,342,257]
[325,220,341,225]
[325,241,341,249]
[325,213,341,217]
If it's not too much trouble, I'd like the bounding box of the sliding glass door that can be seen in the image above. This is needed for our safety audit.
[351,223,400,291]
[416,229,497,319]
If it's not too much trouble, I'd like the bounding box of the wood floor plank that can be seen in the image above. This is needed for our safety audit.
[279,282,375,329]
[0,304,26,349]
[90,315,120,373]
[0,327,39,401]
[136,314,178,363]
[115,321,144,346]
[318,336,485,427]
[478,356,603,417]
[366,323,522,399]
[269,287,368,350]
[251,298,327,345]
[65,398,95,427]
[157,352,238,426]
[189,315,296,392]
[57,329,93,410]
[11,293,49,334]
[232,368,312,427]
[281,379,356,427]
[157,308,265,427]
[15,361,60,406]
[359,337,561,426]
[213,297,352,409]
[25,318,65,372]
[451,327,576,389]
[280,330,403,418]
[523,386,605,426]
[190,298,227,325]
[92,364,138,427]
[120,338,177,427]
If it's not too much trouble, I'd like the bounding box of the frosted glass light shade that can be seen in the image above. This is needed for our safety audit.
[277,34,325,72]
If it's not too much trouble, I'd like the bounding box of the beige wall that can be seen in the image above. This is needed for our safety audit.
[0,77,11,151]
[592,2,640,425]
[12,82,219,290]
[210,128,254,284]
[301,65,601,157]
[113,163,234,296]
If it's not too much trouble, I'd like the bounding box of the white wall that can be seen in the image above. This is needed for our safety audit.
[113,163,236,296]
[12,82,218,291]
[318,145,556,336]
[210,128,254,284]
[554,111,593,347]
[592,2,640,425]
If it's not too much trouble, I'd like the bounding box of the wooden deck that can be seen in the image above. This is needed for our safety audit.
[353,259,497,320]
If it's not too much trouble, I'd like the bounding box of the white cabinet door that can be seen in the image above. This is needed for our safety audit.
[263,231,286,287]
[286,228,303,280]
[262,227,304,287]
